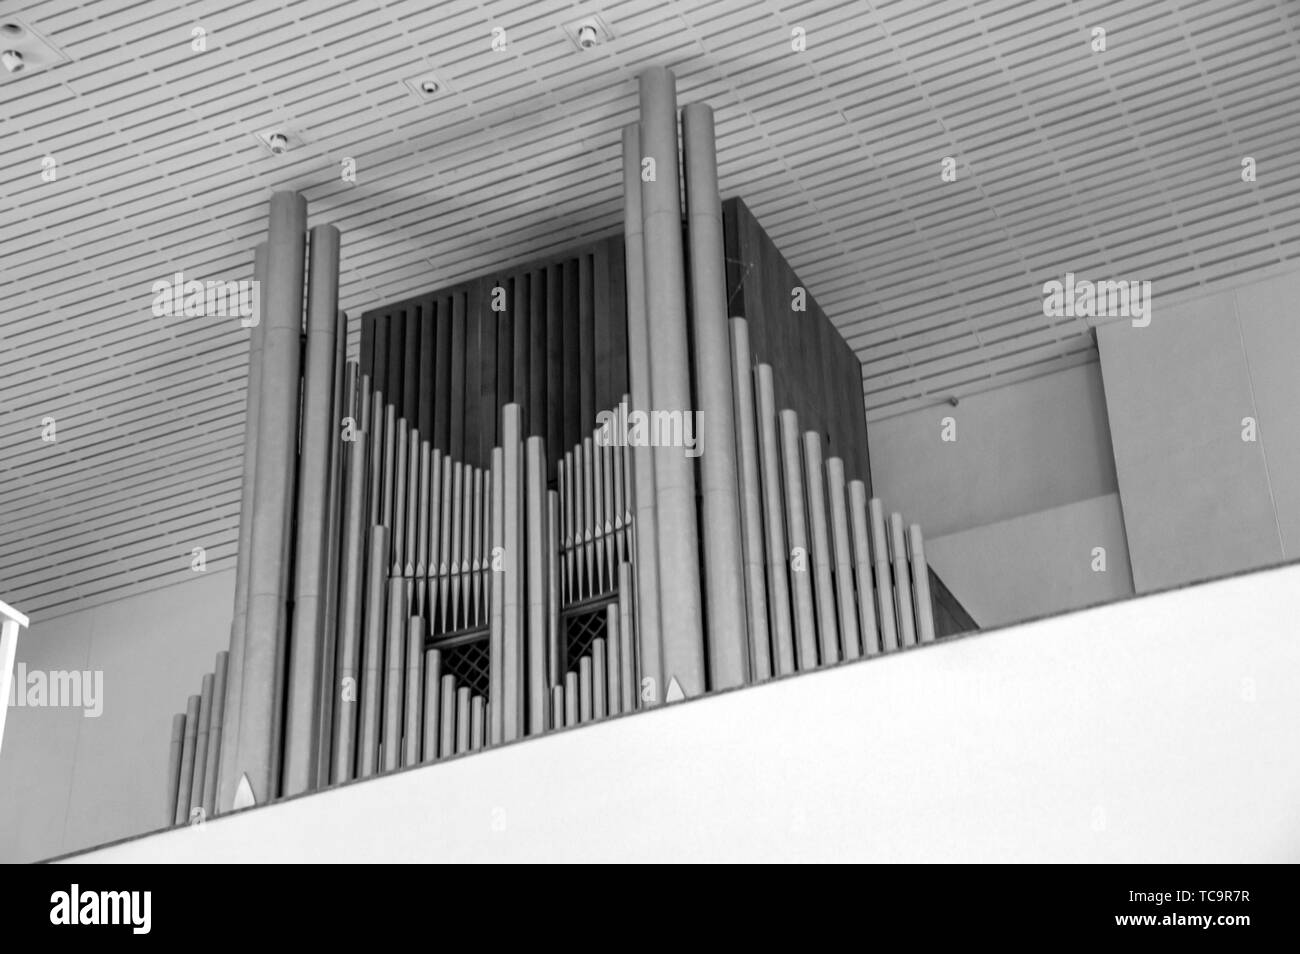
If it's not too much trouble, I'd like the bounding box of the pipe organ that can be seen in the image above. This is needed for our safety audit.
[166,67,974,823]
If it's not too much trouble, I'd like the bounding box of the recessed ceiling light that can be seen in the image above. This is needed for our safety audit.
[563,15,613,51]
[0,18,68,80]
[403,73,453,103]
[255,127,302,156]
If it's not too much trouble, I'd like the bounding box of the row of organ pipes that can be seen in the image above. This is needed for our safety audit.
[166,66,947,823]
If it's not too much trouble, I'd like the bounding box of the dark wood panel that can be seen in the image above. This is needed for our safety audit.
[545,262,563,460]
[464,280,483,466]
[496,304,512,429]
[418,301,434,440]
[449,292,466,462]
[434,296,451,453]
[528,268,547,442]
[721,196,871,491]
[372,314,390,401]
[387,310,405,414]
[512,272,530,423]
[480,283,498,458]
[593,242,612,414]
[561,258,580,453]
[578,253,594,434]
[608,235,628,402]
[403,306,420,424]
[355,207,865,486]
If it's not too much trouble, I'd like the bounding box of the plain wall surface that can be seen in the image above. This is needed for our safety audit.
[868,361,1119,538]
[1097,269,1298,592]
[0,569,233,863]
[67,561,1300,863]
[926,494,1134,629]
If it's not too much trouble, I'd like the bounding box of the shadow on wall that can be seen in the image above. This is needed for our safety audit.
[0,569,234,863]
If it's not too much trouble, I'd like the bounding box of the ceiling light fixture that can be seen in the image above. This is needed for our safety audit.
[256,127,301,156]
[402,73,452,103]
[0,18,68,80]
[564,15,613,52]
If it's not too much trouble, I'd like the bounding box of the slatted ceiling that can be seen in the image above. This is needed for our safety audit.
[2,2,1295,616]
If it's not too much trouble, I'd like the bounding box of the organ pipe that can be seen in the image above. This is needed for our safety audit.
[729,319,772,681]
[234,191,307,810]
[183,71,966,816]
[802,431,840,667]
[682,101,749,691]
[284,222,341,798]
[756,366,796,676]
[216,242,266,812]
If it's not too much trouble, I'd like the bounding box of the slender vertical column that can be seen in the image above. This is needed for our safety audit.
[455,688,471,754]
[422,650,442,762]
[382,579,407,772]
[592,639,607,719]
[368,391,385,531]
[550,685,564,731]
[234,191,307,810]
[416,440,432,612]
[611,414,626,568]
[682,101,748,690]
[438,456,452,632]
[428,447,443,621]
[284,222,341,798]
[593,435,606,593]
[202,651,228,818]
[564,671,579,727]
[848,481,881,656]
[803,432,840,666]
[470,696,485,751]
[439,674,456,757]
[621,122,664,699]
[605,604,622,716]
[909,524,937,644]
[547,491,561,687]
[406,432,421,577]
[870,500,899,651]
[189,673,214,816]
[218,242,266,811]
[729,319,771,681]
[638,69,706,701]
[579,656,593,723]
[560,454,573,603]
[449,463,463,630]
[167,713,185,825]
[403,617,423,766]
[488,447,505,743]
[501,404,525,740]
[358,527,390,777]
[780,412,818,670]
[618,564,635,712]
[891,513,917,648]
[175,694,200,825]
[316,345,352,788]
[471,466,484,626]
[756,367,796,676]
[393,423,408,574]
[331,425,369,783]
[581,438,594,597]
[526,437,548,734]
[381,405,396,531]
[825,457,861,661]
